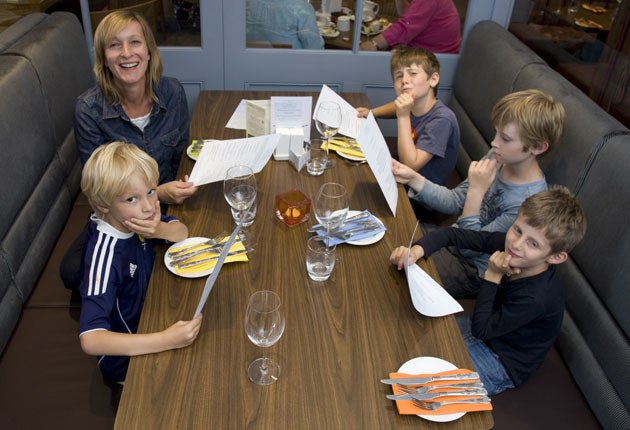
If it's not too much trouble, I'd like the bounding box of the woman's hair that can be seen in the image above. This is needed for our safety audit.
[518,186,587,254]
[93,10,162,105]
[390,45,441,96]
[491,89,566,152]
[81,142,159,218]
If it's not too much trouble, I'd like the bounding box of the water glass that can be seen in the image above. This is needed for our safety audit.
[306,236,336,281]
[307,139,327,176]
[231,197,257,227]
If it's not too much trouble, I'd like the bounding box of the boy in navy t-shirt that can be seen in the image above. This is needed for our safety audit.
[78,142,202,383]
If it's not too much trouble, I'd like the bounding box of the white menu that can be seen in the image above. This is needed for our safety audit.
[314,84,366,139]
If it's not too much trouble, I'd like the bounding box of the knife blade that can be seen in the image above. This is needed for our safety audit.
[386,388,488,401]
[307,210,371,232]
[381,372,479,385]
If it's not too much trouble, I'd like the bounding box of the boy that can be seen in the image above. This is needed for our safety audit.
[357,46,460,187]
[392,89,566,297]
[390,187,587,394]
[78,142,202,384]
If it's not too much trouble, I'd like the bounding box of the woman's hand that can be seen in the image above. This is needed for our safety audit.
[158,175,198,205]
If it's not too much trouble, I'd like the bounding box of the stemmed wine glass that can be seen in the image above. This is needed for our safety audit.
[313,182,349,240]
[314,101,342,168]
[223,165,257,227]
[244,290,285,385]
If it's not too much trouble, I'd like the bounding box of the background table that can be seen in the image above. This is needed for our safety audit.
[114,90,493,429]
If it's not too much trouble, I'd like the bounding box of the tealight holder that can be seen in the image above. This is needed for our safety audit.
[275,190,311,227]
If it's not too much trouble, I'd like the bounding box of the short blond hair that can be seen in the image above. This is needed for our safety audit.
[491,89,566,152]
[81,142,158,218]
[518,186,586,254]
[93,10,162,105]
[390,45,440,97]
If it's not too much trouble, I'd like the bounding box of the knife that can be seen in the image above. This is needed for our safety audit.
[381,372,479,385]
[386,388,488,401]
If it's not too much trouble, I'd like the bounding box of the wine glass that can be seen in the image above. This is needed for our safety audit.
[314,101,342,168]
[223,165,257,227]
[244,290,285,385]
[313,182,349,239]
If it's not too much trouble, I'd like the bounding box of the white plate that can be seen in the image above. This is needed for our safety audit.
[321,29,340,38]
[335,150,366,162]
[345,210,385,246]
[164,237,215,278]
[397,356,466,422]
[187,139,218,161]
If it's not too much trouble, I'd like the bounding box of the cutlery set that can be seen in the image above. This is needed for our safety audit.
[382,373,492,411]
[167,231,252,270]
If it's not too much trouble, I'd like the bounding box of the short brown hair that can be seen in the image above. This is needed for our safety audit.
[518,186,586,254]
[81,142,159,218]
[491,89,566,152]
[390,45,440,96]
[93,10,162,105]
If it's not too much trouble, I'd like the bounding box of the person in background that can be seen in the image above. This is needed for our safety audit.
[78,142,202,384]
[390,187,587,394]
[360,0,461,53]
[246,0,324,49]
[357,46,459,187]
[61,10,196,293]
[391,89,566,297]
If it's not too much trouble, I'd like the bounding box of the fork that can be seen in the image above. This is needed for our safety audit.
[411,396,491,410]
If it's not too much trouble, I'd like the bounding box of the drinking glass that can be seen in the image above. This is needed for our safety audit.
[306,236,336,281]
[314,101,342,168]
[223,165,257,227]
[244,290,285,385]
[313,182,349,238]
[307,138,327,176]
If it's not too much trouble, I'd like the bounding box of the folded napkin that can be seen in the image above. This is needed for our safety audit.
[314,212,386,245]
[174,240,249,276]
[389,369,493,415]
[324,140,365,159]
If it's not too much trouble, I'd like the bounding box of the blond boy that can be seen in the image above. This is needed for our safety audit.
[79,142,201,383]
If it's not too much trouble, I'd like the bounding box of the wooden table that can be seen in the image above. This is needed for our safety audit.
[114,90,494,430]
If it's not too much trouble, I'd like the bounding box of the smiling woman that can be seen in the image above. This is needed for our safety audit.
[60,9,196,293]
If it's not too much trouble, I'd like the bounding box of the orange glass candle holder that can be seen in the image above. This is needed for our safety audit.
[275,190,311,227]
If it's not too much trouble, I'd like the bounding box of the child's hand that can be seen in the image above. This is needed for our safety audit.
[485,251,521,283]
[390,245,425,270]
[467,158,498,195]
[394,92,414,117]
[125,199,163,238]
[356,107,370,118]
[163,314,203,349]
[392,159,426,192]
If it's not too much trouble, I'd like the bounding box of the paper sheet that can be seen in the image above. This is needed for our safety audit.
[270,96,312,141]
[404,223,463,317]
[314,84,366,138]
[358,112,398,216]
[188,135,280,186]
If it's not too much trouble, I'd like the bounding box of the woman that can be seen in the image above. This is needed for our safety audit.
[360,0,461,53]
[62,11,196,292]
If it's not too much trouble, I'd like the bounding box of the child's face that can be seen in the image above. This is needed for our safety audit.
[490,122,537,165]
[100,173,158,233]
[504,214,557,277]
[393,63,437,100]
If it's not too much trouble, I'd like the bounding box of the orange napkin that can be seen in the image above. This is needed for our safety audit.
[388,369,493,415]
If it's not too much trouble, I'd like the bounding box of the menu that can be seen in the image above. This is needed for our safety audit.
[404,222,463,317]
[358,112,398,216]
[314,84,366,138]
[188,135,280,186]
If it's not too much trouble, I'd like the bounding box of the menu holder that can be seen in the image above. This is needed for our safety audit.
[274,127,304,161]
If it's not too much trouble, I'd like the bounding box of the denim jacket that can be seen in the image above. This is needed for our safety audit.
[74,76,189,185]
